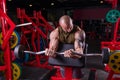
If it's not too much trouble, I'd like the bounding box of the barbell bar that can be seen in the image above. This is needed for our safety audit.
[14,45,110,63]
[16,22,32,27]
[16,45,104,56]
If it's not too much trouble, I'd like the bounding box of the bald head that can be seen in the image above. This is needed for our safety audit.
[59,15,72,24]
[59,15,73,32]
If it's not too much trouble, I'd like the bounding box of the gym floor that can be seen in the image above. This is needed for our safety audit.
[0,38,109,80]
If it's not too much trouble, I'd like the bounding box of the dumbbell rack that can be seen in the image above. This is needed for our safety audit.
[16,8,54,69]
[0,0,16,80]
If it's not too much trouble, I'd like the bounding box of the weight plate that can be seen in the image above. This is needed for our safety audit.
[108,50,120,73]
[106,9,120,23]
[10,31,20,49]
[102,47,110,63]
[24,53,29,62]
[14,45,29,62]
[14,45,25,59]
[12,62,22,80]
[0,31,20,49]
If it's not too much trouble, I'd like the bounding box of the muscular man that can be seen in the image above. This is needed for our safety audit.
[45,15,86,79]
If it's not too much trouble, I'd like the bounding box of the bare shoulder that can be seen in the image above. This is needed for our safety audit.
[76,27,85,36]
[50,28,59,39]
[75,27,86,40]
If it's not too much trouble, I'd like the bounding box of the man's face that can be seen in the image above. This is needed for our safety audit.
[60,19,73,33]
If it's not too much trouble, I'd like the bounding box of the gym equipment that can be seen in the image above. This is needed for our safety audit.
[101,17,120,50]
[14,45,29,62]
[14,44,110,64]
[50,43,84,80]
[16,22,32,27]
[106,9,120,23]
[16,8,54,69]
[0,0,16,79]
[12,62,22,80]
[0,51,4,64]
[106,50,120,80]
[48,44,85,67]
[101,17,120,80]
[0,31,20,49]
[10,31,20,49]
[0,1,33,80]
[0,51,15,64]
[108,50,120,73]
[11,50,16,61]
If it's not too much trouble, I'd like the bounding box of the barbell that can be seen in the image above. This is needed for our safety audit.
[16,22,32,27]
[14,45,110,63]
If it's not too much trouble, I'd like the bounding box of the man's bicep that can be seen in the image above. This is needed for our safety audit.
[80,30,86,49]
[75,31,85,42]
[74,30,86,50]
[49,30,59,50]
[74,39,83,50]
[81,30,86,42]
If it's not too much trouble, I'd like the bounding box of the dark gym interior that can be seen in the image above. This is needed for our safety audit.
[0,0,120,80]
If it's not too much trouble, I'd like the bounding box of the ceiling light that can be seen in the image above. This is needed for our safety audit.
[100,1,104,4]
[51,3,54,6]
[29,4,32,7]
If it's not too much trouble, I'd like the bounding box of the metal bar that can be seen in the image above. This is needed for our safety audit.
[24,51,37,54]
[0,8,16,49]
[24,50,102,57]
[23,13,47,39]
[0,0,13,80]
[0,65,6,71]
[83,54,102,56]
[16,22,32,27]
